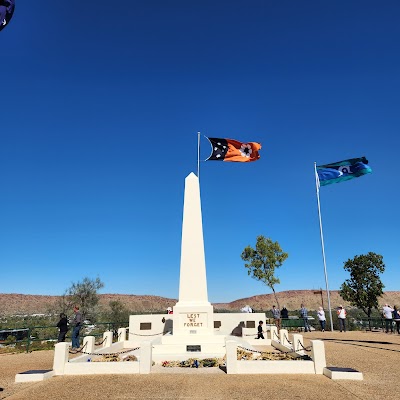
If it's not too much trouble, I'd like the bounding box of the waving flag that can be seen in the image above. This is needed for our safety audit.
[316,157,372,187]
[0,0,15,32]
[206,137,261,162]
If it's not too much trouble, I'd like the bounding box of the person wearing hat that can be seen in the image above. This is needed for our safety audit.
[337,305,347,332]
[382,304,394,333]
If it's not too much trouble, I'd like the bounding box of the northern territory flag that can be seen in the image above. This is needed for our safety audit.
[206,137,261,162]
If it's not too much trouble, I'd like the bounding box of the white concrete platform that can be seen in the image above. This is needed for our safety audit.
[235,359,316,374]
[15,369,55,383]
[323,366,364,380]
[161,333,226,345]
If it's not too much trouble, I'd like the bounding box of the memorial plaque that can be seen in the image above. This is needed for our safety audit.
[246,321,256,328]
[140,323,152,330]
[187,345,201,352]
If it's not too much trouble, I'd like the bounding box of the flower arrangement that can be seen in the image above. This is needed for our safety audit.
[123,355,138,362]
[237,348,253,360]
[237,348,310,361]
[161,357,225,367]
[92,354,120,362]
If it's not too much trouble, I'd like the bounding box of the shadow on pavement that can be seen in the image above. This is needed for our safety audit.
[317,337,400,352]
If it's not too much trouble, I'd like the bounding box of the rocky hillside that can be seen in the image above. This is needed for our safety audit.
[0,294,177,316]
[1,290,399,316]
[214,290,400,311]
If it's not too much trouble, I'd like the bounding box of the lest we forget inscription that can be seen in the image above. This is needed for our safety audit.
[179,313,208,328]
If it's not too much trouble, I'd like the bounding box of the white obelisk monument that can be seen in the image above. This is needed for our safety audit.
[172,172,214,336]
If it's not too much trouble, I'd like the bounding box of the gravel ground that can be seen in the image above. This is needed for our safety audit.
[1,331,399,400]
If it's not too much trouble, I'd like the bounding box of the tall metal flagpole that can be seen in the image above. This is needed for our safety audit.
[197,131,201,178]
[314,162,334,331]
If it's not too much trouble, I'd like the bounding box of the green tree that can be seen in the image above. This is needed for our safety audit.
[107,300,130,328]
[66,277,104,320]
[55,292,74,316]
[241,235,288,309]
[339,252,385,330]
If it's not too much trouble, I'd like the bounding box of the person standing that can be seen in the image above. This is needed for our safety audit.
[300,304,311,332]
[241,305,253,313]
[337,305,347,332]
[271,305,281,332]
[382,304,394,333]
[393,306,400,334]
[56,313,68,342]
[317,307,326,332]
[281,305,289,320]
[71,305,82,349]
[256,320,265,339]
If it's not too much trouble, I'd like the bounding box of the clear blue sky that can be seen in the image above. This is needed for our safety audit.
[1,1,399,303]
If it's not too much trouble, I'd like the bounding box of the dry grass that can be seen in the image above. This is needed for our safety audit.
[1,331,400,399]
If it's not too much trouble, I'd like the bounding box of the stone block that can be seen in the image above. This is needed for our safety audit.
[323,366,363,380]
[15,369,54,383]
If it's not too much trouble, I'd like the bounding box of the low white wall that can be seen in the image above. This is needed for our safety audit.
[53,334,152,375]
[213,313,266,336]
[117,328,127,341]
[129,314,169,342]
[236,360,315,374]
[129,312,267,342]
[64,362,139,375]
[244,338,272,346]
[226,335,326,375]
[310,340,326,374]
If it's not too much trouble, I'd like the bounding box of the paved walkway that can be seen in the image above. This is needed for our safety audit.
[1,331,400,399]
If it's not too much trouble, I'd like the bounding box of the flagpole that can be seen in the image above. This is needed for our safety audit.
[314,162,334,332]
[197,131,201,178]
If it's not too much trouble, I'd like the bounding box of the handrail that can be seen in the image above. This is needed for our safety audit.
[0,321,129,353]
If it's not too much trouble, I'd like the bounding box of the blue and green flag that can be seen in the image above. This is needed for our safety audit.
[316,157,372,187]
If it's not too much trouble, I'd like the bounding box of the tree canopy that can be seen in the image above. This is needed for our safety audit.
[241,235,288,308]
[107,300,131,327]
[339,252,385,321]
[64,277,104,320]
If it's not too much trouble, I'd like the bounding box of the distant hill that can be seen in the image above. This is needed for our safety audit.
[0,293,177,316]
[1,290,399,316]
[214,290,400,312]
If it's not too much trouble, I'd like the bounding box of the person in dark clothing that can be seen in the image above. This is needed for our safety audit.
[256,320,265,339]
[393,306,400,334]
[281,306,289,319]
[56,313,68,342]
[0,0,15,32]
